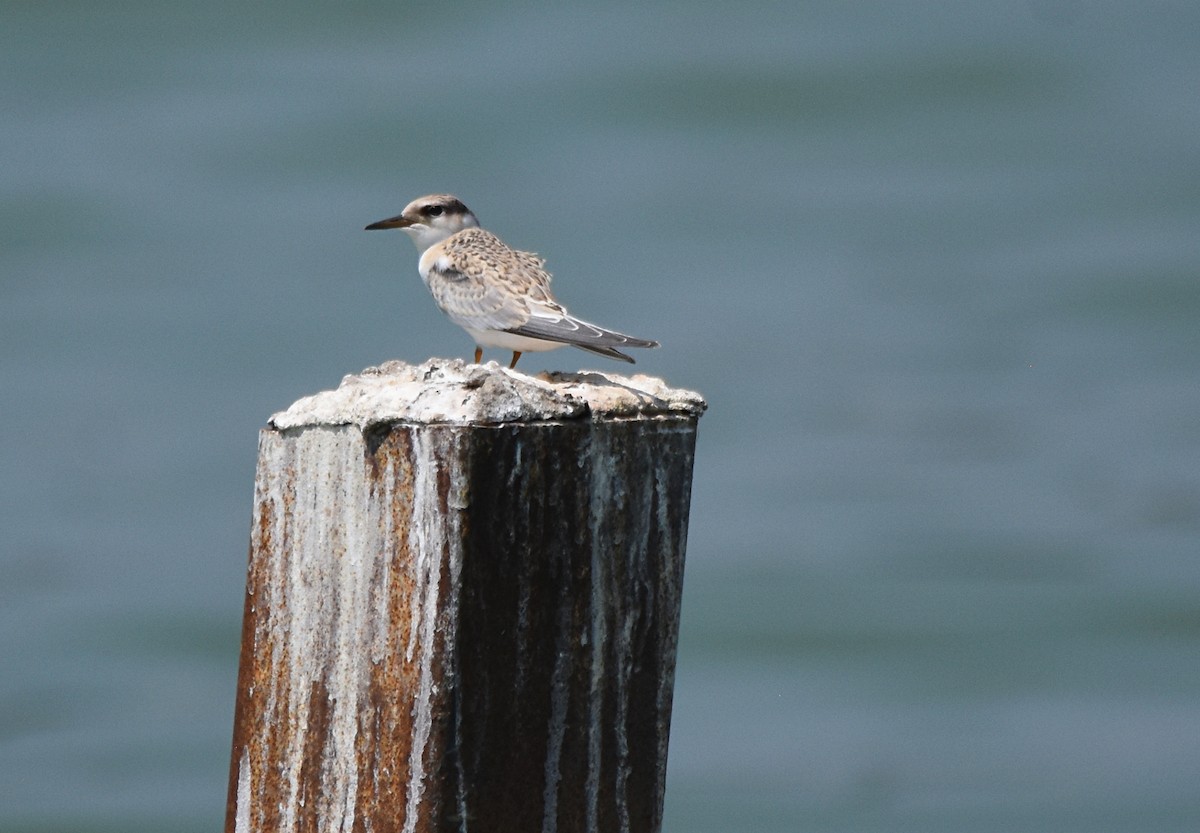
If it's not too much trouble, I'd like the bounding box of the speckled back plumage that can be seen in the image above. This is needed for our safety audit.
[422,228,565,333]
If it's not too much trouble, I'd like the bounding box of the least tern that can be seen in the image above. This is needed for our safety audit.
[366,194,659,369]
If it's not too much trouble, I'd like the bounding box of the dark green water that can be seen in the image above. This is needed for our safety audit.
[3,2,1199,830]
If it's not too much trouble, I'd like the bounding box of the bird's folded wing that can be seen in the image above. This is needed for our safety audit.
[511,305,659,349]
[425,260,532,332]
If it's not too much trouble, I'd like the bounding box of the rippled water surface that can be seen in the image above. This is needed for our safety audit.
[3,2,1199,830]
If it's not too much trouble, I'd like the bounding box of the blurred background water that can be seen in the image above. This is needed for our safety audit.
[3,1,1199,831]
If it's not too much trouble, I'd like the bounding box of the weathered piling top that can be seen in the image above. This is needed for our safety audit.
[268,358,707,430]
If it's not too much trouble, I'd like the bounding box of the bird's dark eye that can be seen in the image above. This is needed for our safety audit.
[426,205,444,217]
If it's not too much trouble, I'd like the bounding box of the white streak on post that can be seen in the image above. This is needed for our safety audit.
[401,431,438,833]
[235,748,251,833]
[325,429,372,832]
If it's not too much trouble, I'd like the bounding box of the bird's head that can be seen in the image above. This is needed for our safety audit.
[365,194,479,254]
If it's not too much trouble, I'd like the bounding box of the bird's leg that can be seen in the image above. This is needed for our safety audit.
[509,351,522,369]
[473,346,483,364]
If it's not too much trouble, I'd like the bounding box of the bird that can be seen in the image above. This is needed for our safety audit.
[365,194,659,369]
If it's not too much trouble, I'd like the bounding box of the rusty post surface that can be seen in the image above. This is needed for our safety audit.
[225,359,705,833]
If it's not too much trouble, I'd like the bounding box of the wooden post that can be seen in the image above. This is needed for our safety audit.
[225,359,705,833]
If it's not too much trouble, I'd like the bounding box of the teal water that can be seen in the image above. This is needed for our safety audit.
[3,2,1199,831]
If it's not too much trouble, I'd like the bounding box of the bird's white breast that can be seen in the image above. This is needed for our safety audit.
[417,248,453,288]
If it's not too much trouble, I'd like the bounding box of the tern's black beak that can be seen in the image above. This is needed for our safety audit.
[365,213,413,231]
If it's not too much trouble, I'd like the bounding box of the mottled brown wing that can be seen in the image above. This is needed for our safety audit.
[424,229,555,332]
